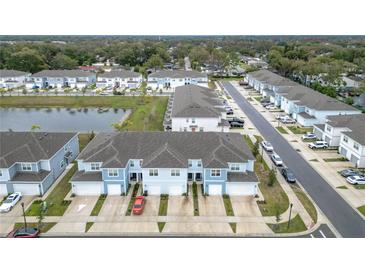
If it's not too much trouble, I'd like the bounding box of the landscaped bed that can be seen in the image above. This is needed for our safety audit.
[287,126,313,135]
[291,185,318,223]
[125,184,139,216]
[90,195,107,216]
[13,222,57,233]
[267,214,307,233]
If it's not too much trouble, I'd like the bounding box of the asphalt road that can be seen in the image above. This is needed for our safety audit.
[221,81,365,238]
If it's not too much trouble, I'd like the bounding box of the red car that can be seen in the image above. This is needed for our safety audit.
[132,196,146,215]
[7,227,40,238]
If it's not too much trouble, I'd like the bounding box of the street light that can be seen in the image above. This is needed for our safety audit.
[21,202,27,230]
[287,203,293,230]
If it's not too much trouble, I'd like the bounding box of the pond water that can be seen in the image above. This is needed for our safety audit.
[0,107,131,132]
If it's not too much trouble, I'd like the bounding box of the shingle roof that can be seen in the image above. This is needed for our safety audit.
[227,171,258,182]
[0,69,29,78]
[72,171,103,182]
[0,132,77,168]
[172,85,224,118]
[97,69,141,79]
[326,114,365,145]
[31,70,95,78]
[148,70,207,79]
[11,170,50,182]
[77,132,255,169]
[248,70,298,87]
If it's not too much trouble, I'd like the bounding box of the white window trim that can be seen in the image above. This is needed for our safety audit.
[149,169,158,176]
[108,168,119,177]
[21,163,32,171]
[0,170,3,177]
[211,169,221,177]
[171,169,180,176]
[230,163,240,171]
[90,163,100,171]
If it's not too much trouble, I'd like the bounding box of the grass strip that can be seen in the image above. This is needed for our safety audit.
[267,214,307,233]
[192,182,199,216]
[125,184,139,216]
[90,194,107,216]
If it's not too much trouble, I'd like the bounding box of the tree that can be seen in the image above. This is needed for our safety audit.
[30,124,41,131]
[252,140,260,158]
[50,53,78,69]
[145,54,163,69]
[354,80,365,95]
[6,48,47,73]
[267,168,276,187]
[189,47,210,67]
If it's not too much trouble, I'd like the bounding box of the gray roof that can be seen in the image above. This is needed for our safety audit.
[77,132,255,169]
[148,70,207,79]
[11,170,50,182]
[0,132,77,168]
[97,69,141,79]
[31,70,95,78]
[297,112,316,119]
[313,124,325,131]
[0,69,29,78]
[248,70,298,87]
[227,171,258,182]
[172,85,224,118]
[72,171,103,182]
[326,114,365,145]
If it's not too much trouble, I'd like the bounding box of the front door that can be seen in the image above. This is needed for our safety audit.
[195,173,202,181]
[192,127,196,132]
[188,173,193,181]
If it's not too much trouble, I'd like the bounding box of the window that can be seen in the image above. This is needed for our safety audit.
[354,142,359,150]
[192,118,196,124]
[343,136,348,143]
[64,146,68,152]
[60,160,65,168]
[171,169,180,176]
[326,125,332,132]
[186,118,189,123]
[211,169,221,177]
[188,160,192,167]
[199,127,204,132]
[183,127,187,132]
[130,161,134,167]
[230,163,240,171]
[108,169,118,177]
[149,169,158,176]
[197,161,202,167]
[0,170,2,177]
[90,163,100,171]
[21,163,32,171]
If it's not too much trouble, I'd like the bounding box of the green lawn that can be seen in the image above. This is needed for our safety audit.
[0,96,168,131]
[337,185,348,189]
[192,183,199,216]
[354,185,365,190]
[13,222,56,233]
[222,194,235,216]
[125,184,139,216]
[291,186,318,223]
[229,223,237,233]
[253,96,263,102]
[26,164,77,216]
[357,205,365,217]
[90,195,107,216]
[323,157,348,162]
[85,222,94,232]
[158,195,168,216]
[267,214,307,233]
[158,222,166,233]
[287,126,313,135]
[276,126,288,134]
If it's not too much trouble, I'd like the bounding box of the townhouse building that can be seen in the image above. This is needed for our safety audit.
[0,132,79,196]
[0,69,30,89]
[71,132,258,196]
[169,85,229,132]
[25,70,96,89]
[96,69,142,89]
[147,70,208,90]
[313,114,365,167]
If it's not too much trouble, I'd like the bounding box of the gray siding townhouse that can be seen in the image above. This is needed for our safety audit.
[246,70,361,126]
[0,69,30,89]
[26,70,96,89]
[96,69,143,89]
[0,132,79,196]
[71,132,258,196]
[313,114,365,167]
[168,85,230,132]
[147,70,208,90]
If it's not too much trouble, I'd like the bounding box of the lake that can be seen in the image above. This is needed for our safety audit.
[0,107,131,132]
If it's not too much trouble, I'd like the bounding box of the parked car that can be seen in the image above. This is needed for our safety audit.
[265,104,276,110]
[302,133,317,140]
[276,114,289,120]
[239,80,248,86]
[270,153,283,166]
[280,117,296,124]
[227,117,245,124]
[260,98,270,104]
[261,102,272,107]
[226,109,234,115]
[346,176,365,185]
[0,192,22,213]
[132,196,146,215]
[308,141,329,149]
[281,168,296,183]
[230,121,244,128]
[340,169,364,178]
[261,141,274,152]
[7,227,40,238]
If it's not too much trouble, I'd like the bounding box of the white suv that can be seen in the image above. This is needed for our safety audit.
[308,141,329,149]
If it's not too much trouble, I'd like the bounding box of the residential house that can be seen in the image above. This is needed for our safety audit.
[96,69,142,89]
[313,114,365,167]
[26,70,96,89]
[246,70,361,126]
[0,132,79,196]
[147,70,208,90]
[0,69,30,89]
[169,85,229,132]
[71,132,258,196]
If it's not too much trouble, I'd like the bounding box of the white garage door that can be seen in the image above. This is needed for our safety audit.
[169,185,183,195]
[73,183,103,196]
[107,184,122,195]
[226,183,257,196]
[208,184,222,195]
[13,184,40,195]
[0,184,8,195]
[148,185,161,195]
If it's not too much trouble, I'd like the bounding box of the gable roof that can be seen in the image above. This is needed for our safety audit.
[97,69,141,79]
[248,69,298,87]
[326,114,365,145]
[0,132,77,168]
[77,132,254,169]
[0,69,29,78]
[172,85,224,118]
[31,70,95,78]
[148,70,207,79]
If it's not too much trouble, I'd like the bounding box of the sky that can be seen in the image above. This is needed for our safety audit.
[0,0,364,35]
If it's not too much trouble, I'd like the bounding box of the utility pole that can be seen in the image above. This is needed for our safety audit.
[21,202,27,230]
[287,203,293,230]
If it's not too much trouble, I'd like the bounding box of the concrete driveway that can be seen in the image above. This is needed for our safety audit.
[235,222,272,234]
[64,196,99,216]
[163,222,233,234]
[99,196,129,216]
[142,196,160,216]
[230,196,262,217]
[197,187,226,216]
[2,195,35,217]
[167,190,194,216]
